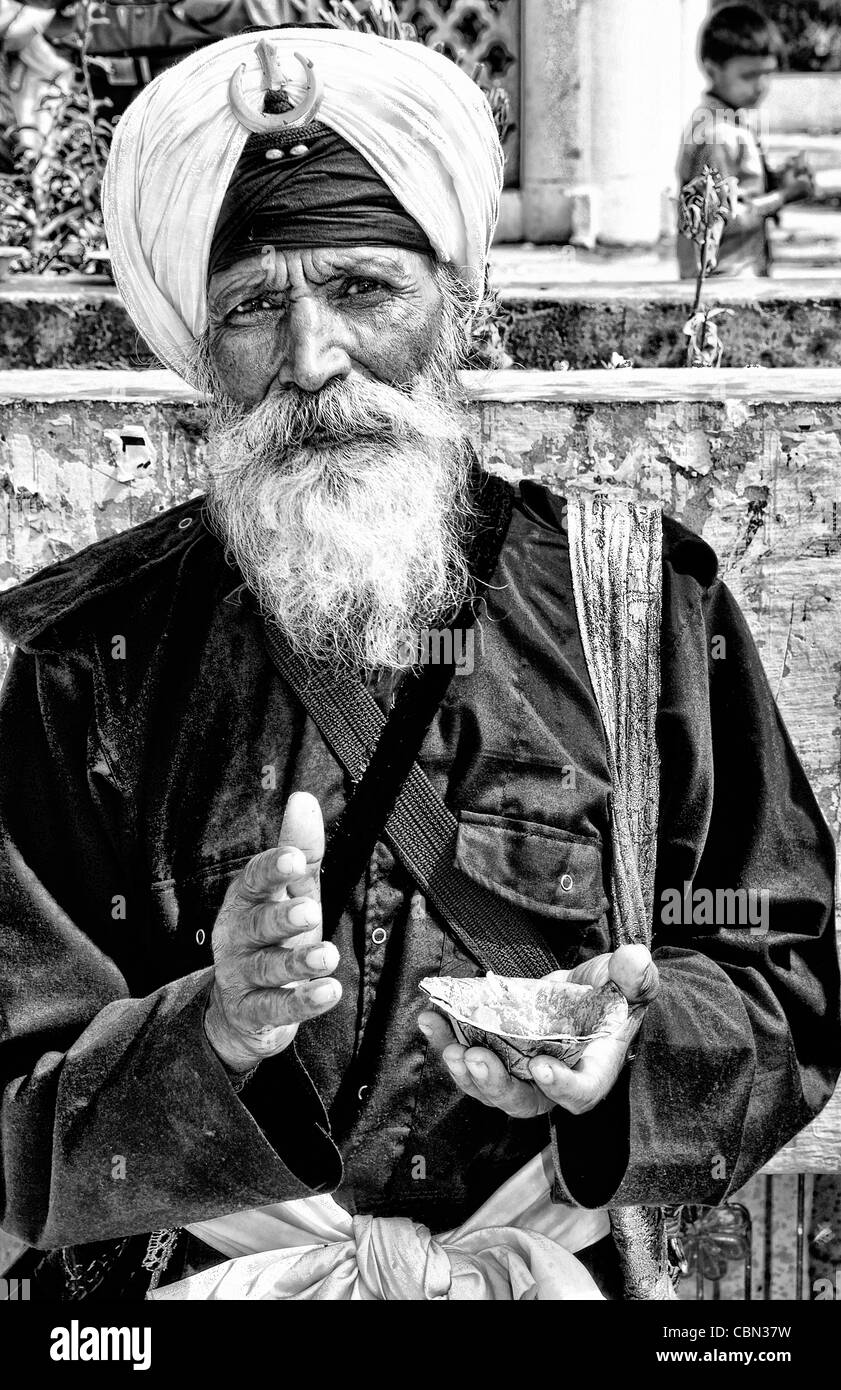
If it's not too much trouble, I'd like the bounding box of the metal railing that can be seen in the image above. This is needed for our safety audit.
[673,1174,816,1300]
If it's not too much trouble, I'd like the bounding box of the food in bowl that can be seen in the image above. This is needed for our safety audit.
[419,972,629,1080]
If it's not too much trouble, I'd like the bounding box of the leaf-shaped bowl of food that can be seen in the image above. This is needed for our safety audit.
[420,972,628,1080]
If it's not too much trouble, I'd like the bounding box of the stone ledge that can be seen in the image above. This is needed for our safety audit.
[465,367,841,403]
[498,276,841,303]
[0,368,197,403]
[5,365,841,404]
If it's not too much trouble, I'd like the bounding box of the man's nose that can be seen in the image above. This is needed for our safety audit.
[276,298,352,393]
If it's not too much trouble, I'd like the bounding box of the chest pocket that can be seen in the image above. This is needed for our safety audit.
[149,854,255,963]
[455,811,608,922]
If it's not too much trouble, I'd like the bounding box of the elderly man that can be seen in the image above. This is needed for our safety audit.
[0,27,838,1302]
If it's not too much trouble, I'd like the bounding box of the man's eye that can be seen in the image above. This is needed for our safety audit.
[343,278,385,299]
[230,296,280,317]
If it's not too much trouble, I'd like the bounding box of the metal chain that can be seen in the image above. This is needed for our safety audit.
[663,1204,689,1285]
[60,1237,130,1299]
[141,1228,181,1292]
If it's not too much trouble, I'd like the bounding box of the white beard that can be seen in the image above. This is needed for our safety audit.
[202,366,476,675]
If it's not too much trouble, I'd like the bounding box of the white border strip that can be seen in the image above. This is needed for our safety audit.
[4,368,841,405]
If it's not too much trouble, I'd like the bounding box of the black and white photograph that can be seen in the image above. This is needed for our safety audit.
[0,0,840,1360]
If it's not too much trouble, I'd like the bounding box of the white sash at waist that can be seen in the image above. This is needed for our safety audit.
[149,1149,609,1301]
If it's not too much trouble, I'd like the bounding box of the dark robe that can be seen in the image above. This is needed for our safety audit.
[0,479,837,1276]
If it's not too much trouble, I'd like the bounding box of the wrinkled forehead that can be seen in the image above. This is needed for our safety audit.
[206,245,436,304]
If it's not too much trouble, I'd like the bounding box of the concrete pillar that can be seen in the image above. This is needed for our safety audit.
[516,0,592,244]
[667,0,711,237]
[501,0,711,247]
[681,0,710,122]
[587,0,680,244]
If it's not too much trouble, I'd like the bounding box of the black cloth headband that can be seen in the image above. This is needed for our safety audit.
[207,125,433,281]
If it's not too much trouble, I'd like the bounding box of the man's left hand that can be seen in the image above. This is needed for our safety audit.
[417,944,659,1119]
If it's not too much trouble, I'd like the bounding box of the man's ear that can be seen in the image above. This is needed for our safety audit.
[702,58,721,88]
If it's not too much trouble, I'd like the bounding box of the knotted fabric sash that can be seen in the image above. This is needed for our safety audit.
[149,1150,606,1301]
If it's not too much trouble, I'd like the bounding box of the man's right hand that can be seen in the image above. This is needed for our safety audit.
[780,163,814,204]
[203,791,341,1074]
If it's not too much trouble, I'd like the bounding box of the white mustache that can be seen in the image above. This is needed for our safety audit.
[208,371,464,467]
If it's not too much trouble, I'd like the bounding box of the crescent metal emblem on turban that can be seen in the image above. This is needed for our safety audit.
[229,40,324,134]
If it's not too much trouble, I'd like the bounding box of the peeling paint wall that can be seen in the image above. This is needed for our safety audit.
[0,400,205,588]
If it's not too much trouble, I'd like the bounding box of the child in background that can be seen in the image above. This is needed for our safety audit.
[677,3,814,278]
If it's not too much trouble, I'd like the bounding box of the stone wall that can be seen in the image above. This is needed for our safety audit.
[504,282,841,371]
[0,282,154,372]
[1,365,840,1172]
[6,279,841,372]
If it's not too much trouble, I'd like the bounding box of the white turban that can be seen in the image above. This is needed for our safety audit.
[101,28,503,380]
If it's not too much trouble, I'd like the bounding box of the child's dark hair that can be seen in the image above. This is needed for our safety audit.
[700,4,786,66]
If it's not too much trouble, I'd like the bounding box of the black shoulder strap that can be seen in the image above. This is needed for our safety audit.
[262,623,559,978]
